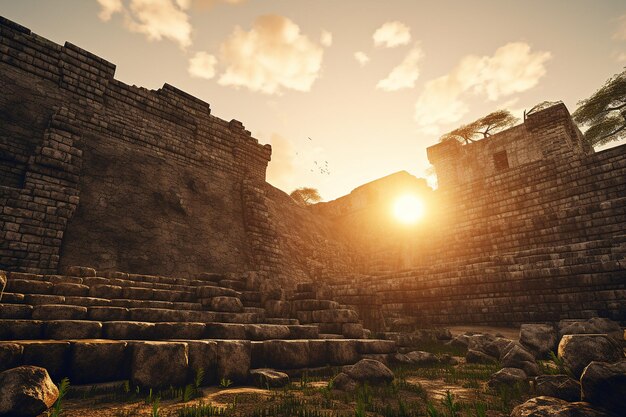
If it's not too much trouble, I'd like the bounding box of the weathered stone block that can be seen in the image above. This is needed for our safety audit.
[216,340,250,383]
[70,340,129,383]
[131,341,188,388]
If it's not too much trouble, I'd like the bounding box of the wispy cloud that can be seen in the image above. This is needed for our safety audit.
[354,51,370,66]
[613,14,626,41]
[414,42,551,134]
[373,21,411,48]
[376,43,423,91]
[97,0,123,21]
[320,30,333,47]
[188,51,217,79]
[96,0,193,49]
[217,15,325,94]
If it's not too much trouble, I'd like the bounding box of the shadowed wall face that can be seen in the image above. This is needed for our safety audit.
[0,17,271,276]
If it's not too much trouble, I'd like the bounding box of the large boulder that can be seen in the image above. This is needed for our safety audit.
[487,367,527,390]
[510,396,610,417]
[580,360,626,414]
[559,318,623,344]
[501,344,541,376]
[519,324,557,359]
[558,334,623,378]
[534,375,580,402]
[250,369,289,388]
[343,359,394,385]
[0,366,59,417]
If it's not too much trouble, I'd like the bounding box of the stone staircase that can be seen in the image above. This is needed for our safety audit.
[0,267,396,387]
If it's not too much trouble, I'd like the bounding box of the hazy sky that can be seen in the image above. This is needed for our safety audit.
[1,1,625,200]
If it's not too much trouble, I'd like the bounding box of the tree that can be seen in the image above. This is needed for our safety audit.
[290,187,322,206]
[524,100,561,120]
[440,110,519,144]
[573,69,626,147]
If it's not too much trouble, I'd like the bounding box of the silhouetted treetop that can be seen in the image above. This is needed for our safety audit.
[440,110,519,145]
[573,69,626,147]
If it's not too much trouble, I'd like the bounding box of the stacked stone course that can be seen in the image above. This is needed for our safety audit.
[0,266,392,386]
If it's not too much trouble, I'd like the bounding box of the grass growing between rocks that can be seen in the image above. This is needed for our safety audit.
[59,359,529,416]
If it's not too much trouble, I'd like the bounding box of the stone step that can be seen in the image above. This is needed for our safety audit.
[0,337,395,386]
[5,279,197,303]
[0,320,322,341]
[296,309,359,324]
[291,299,340,311]
[3,294,203,310]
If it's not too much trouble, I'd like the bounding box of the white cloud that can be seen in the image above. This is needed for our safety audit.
[96,0,192,49]
[376,43,424,91]
[373,21,411,48]
[354,51,370,66]
[188,51,217,79]
[125,0,192,49]
[218,15,325,94]
[97,0,124,21]
[414,42,551,134]
[320,30,333,47]
[613,15,626,41]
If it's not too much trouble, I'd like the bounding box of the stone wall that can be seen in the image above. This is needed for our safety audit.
[0,17,272,276]
[327,105,626,327]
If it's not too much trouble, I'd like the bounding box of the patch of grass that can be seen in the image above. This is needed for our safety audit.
[48,377,70,417]
[178,401,230,417]
[220,378,233,389]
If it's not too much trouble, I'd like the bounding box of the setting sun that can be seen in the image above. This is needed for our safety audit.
[393,194,425,224]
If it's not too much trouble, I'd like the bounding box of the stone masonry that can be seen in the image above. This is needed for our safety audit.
[1,16,625,331]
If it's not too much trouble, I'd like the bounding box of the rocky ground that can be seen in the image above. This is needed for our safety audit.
[1,318,624,417]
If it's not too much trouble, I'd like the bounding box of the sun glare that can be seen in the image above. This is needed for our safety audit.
[393,194,425,224]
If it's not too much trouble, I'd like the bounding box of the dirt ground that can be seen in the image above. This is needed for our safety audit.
[54,354,530,417]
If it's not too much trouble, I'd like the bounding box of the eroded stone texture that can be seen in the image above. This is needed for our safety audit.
[580,360,626,414]
[131,342,189,388]
[0,366,58,417]
[558,334,623,378]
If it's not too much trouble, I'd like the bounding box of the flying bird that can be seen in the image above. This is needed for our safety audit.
[308,137,312,141]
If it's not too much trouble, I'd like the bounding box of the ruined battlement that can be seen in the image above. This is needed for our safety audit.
[1,16,624,328]
[0,16,272,276]
[427,103,592,188]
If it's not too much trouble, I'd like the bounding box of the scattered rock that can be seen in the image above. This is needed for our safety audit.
[344,359,394,385]
[534,375,580,402]
[250,369,289,388]
[558,334,623,378]
[447,333,472,349]
[501,344,540,376]
[439,354,459,366]
[559,318,623,344]
[510,396,611,417]
[404,351,439,365]
[331,372,357,392]
[468,334,498,357]
[0,366,59,417]
[519,324,557,359]
[465,349,497,364]
[580,360,626,414]
[488,367,527,390]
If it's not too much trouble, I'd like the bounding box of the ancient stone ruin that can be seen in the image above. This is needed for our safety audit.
[0,16,625,417]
